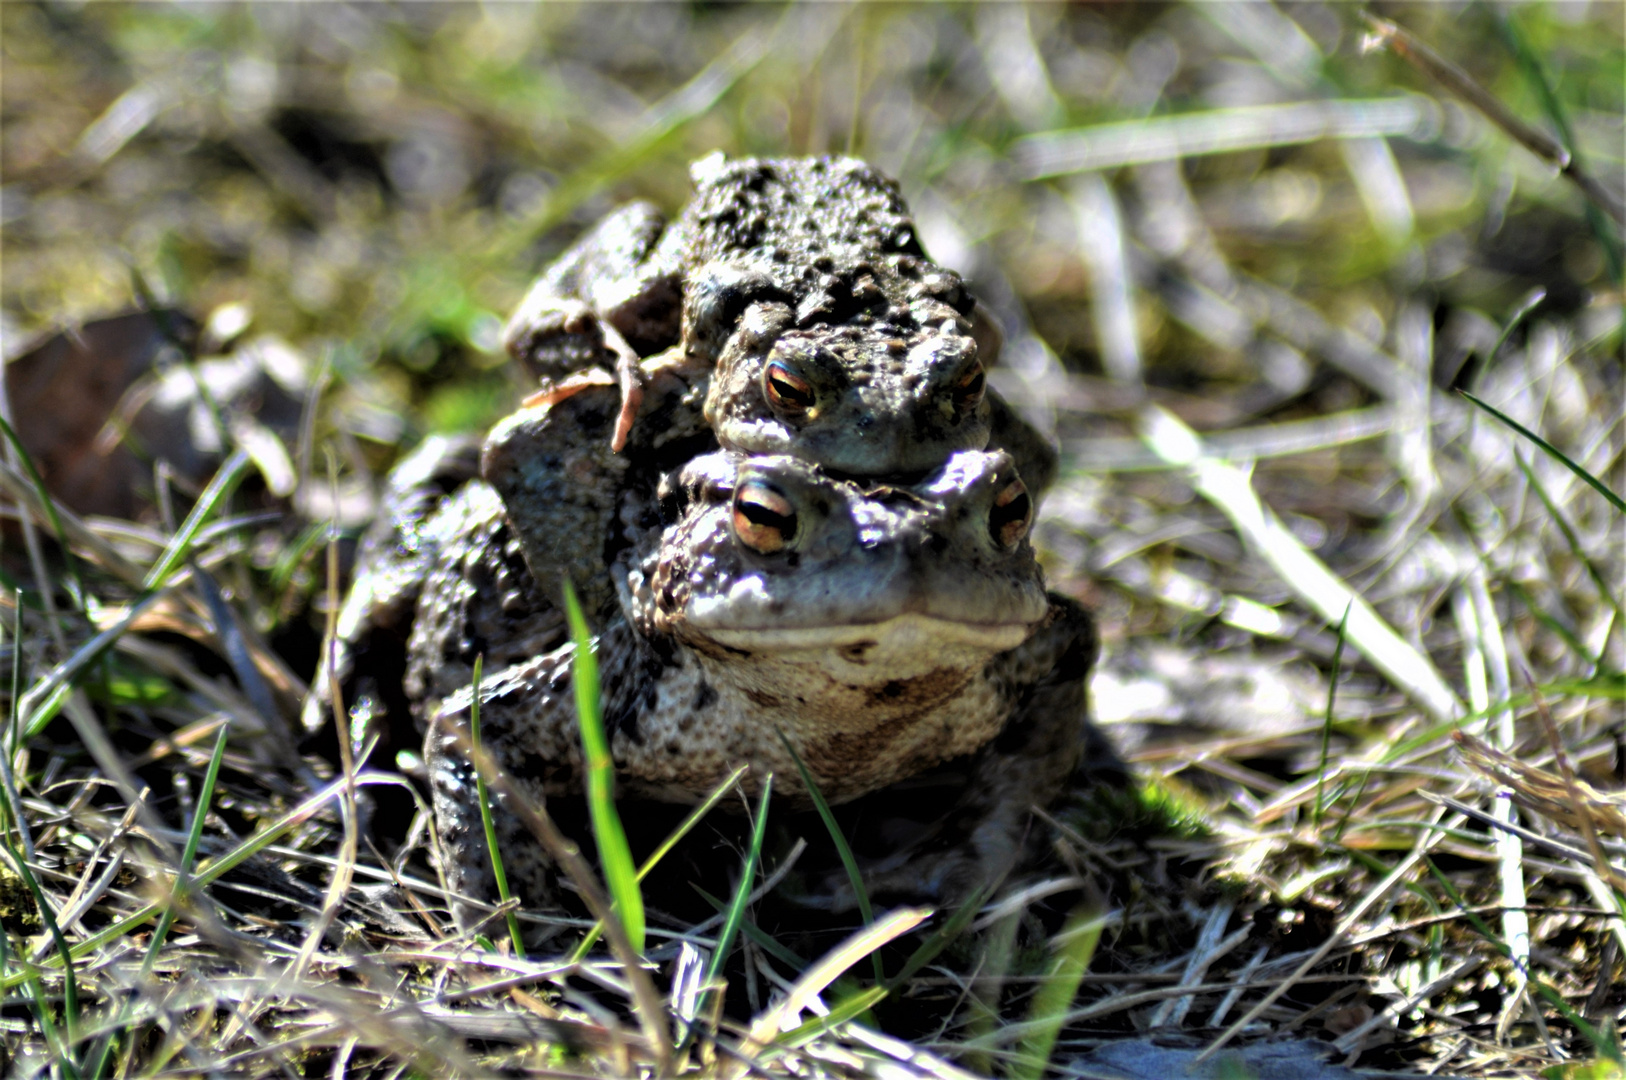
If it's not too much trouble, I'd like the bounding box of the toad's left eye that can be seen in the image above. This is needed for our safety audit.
[764,360,817,414]
[952,361,986,411]
[989,478,1031,549]
[733,481,798,554]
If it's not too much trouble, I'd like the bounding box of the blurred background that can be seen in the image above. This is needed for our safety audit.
[4,2,1617,434]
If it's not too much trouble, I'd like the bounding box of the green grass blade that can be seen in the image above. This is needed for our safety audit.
[3,932,81,1080]
[142,721,230,974]
[570,765,748,962]
[1460,391,1625,515]
[1481,287,1547,370]
[774,726,881,982]
[1314,602,1353,828]
[269,520,329,596]
[701,775,772,1011]
[773,984,889,1050]
[3,596,30,857]
[0,833,79,1051]
[563,579,644,956]
[1513,449,1624,659]
[471,654,525,958]
[20,591,165,737]
[1010,904,1103,1080]
[143,449,252,590]
[0,415,86,610]
[80,722,234,1080]
[1507,580,1595,668]
[506,24,773,249]
[885,884,986,992]
[693,884,808,972]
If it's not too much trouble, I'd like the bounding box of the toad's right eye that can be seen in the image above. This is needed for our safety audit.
[732,481,798,554]
[764,360,817,414]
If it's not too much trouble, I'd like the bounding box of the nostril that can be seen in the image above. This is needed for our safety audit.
[952,361,986,412]
[989,478,1032,548]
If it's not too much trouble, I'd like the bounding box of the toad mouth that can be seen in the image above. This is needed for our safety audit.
[696,612,1035,654]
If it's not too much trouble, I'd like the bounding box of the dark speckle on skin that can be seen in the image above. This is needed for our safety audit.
[744,687,785,708]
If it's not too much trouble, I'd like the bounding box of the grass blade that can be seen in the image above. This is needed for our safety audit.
[1482,287,1547,370]
[143,449,252,590]
[735,907,929,1067]
[1506,581,1594,668]
[506,24,774,248]
[1495,10,1625,278]
[1140,404,1464,723]
[694,884,808,972]
[1424,857,1623,1065]
[772,984,889,1050]
[563,579,644,956]
[1009,905,1103,1080]
[81,722,233,1080]
[570,765,749,963]
[20,591,165,737]
[884,881,991,991]
[1513,449,1624,659]
[0,831,81,1058]
[1461,391,1625,515]
[774,726,881,982]
[0,415,86,609]
[2,932,80,1080]
[1313,603,1353,828]
[698,776,772,1028]
[1013,99,1430,178]
[0,772,405,990]
[470,654,525,959]
[141,722,230,973]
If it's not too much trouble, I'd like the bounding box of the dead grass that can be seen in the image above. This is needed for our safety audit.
[0,2,1622,1077]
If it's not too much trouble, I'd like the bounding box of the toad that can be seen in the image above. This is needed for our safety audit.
[416,381,1095,920]
[328,375,1095,922]
[506,153,1050,486]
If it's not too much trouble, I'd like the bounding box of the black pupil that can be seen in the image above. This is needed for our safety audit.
[740,492,796,540]
[768,365,815,407]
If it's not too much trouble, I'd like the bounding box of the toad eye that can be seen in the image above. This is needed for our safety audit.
[763,360,817,414]
[953,361,986,411]
[732,481,798,554]
[989,478,1031,549]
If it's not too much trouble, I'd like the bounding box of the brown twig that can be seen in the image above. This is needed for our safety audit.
[1363,13,1625,228]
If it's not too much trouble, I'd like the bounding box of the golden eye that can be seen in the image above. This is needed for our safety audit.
[953,361,986,411]
[732,481,798,554]
[990,478,1031,548]
[764,360,817,414]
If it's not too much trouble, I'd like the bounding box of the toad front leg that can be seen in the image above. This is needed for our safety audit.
[424,619,681,933]
[424,646,578,934]
[505,203,683,452]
